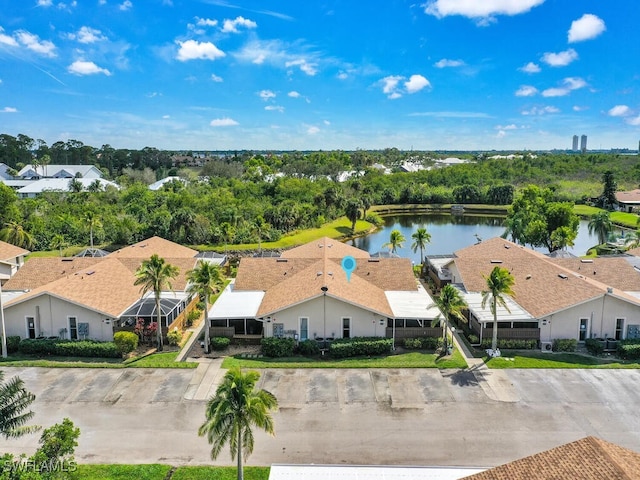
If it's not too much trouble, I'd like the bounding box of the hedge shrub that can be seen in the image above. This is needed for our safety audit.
[552,338,577,352]
[1,336,21,354]
[618,340,640,360]
[18,338,121,358]
[402,337,443,351]
[585,338,604,356]
[297,339,320,355]
[479,338,537,350]
[166,329,182,346]
[114,331,139,354]
[211,336,231,351]
[261,337,295,357]
[403,338,422,350]
[330,337,393,359]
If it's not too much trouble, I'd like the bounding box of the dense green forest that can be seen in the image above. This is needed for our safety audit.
[0,133,638,251]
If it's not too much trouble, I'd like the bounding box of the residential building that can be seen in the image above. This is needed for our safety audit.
[615,189,640,212]
[0,241,30,284]
[209,237,439,342]
[17,164,103,179]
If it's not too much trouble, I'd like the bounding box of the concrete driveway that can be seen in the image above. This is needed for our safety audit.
[1,363,640,468]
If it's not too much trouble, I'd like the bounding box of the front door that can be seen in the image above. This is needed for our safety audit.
[69,317,78,340]
[579,318,588,341]
[26,317,36,339]
[299,317,309,341]
[342,317,351,339]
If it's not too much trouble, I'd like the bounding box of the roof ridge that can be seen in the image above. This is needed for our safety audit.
[585,436,636,480]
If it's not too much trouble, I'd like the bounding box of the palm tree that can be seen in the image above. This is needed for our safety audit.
[481,266,515,352]
[134,254,179,352]
[0,371,40,439]
[49,234,67,256]
[85,211,102,249]
[588,211,613,245]
[432,284,467,354]
[186,261,225,354]
[345,198,362,233]
[199,367,277,480]
[0,221,34,249]
[411,227,431,265]
[382,229,405,254]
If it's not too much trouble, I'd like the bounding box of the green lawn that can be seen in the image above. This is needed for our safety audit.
[486,351,640,369]
[125,351,198,368]
[74,465,270,480]
[0,351,197,369]
[222,349,467,369]
[574,205,639,228]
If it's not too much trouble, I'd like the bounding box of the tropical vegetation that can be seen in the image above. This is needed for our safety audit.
[481,266,516,352]
[187,261,225,354]
[0,370,39,439]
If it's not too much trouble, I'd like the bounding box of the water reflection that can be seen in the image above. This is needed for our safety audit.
[352,214,598,264]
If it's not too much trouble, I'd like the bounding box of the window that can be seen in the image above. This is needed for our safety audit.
[342,317,351,339]
[579,318,588,341]
[299,317,309,341]
[615,318,625,340]
[69,317,78,340]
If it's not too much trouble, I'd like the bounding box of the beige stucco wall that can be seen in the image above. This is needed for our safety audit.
[4,294,115,341]
[539,294,640,342]
[264,295,387,340]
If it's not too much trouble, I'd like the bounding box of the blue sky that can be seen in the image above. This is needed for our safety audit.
[0,0,638,151]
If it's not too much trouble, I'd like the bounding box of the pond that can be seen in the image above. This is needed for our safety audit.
[352,214,604,264]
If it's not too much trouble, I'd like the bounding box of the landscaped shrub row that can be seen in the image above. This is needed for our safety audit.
[114,331,139,354]
[552,338,577,352]
[1,336,21,353]
[479,338,538,350]
[618,340,640,360]
[330,337,392,359]
[18,338,121,358]
[585,338,604,355]
[402,337,443,350]
[261,337,296,357]
[211,336,231,351]
[296,339,320,355]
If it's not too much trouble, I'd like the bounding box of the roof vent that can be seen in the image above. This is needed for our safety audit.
[580,259,594,263]
[368,259,380,263]
[86,271,95,275]
[490,260,502,264]
[607,287,613,294]
[504,245,510,249]
[558,273,568,279]
[526,274,532,280]
[276,258,288,263]
[317,271,322,276]
[61,258,73,262]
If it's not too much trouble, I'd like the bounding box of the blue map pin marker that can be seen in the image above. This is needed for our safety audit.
[341,255,356,282]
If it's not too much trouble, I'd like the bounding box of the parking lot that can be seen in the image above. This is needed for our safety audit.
[2,363,640,468]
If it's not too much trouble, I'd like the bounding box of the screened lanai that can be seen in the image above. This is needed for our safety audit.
[119,292,192,327]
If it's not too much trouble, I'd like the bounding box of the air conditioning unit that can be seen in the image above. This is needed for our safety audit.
[540,341,553,353]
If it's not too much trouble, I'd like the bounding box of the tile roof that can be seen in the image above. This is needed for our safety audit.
[5,238,198,316]
[616,189,640,204]
[108,236,198,259]
[462,436,640,480]
[234,238,418,317]
[0,240,30,262]
[452,238,608,318]
[3,257,104,290]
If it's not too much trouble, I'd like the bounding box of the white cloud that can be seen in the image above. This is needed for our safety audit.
[608,105,630,117]
[381,75,403,99]
[0,28,18,47]
[67,60,111,76]
[568,14,606,43]
[36,0,53,6]
[541,48,578,67]
[627,116,640,126]
[196,18,218,27]
[425,0,545,23]
[211,74,223,82]
[496,124,518,130]
[1,107,17,113]
[323,120,330,126]
[337,71,348,80]
[222,16,257,33]
[541,77,586,97]
[285,58,317,76]
[307,126,320,135]
[515,85,538,97]
[519,62,540,73]
[70,26,106,44]
[405,74,431,93]
[210,117,238,127]
[15,30,56,57]
[176,40,225,61]
[259,89,276,101]
[119,0,132,11]
[496,130,506,138]
[162,115,170,119]
[521,105,559,115]
[573,105,588,112]
[434,58,465,68]
[288,91,301,98]
[265,105,284,113]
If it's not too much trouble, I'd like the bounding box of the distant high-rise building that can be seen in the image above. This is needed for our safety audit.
[580,135,587,153]
[572,135,579,151]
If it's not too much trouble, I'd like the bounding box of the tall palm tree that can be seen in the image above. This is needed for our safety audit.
[0,371,40,439]
[49,233,67,257]
[198,367,278,480]
[588,211,613,245]
[382,229,405,254]
[411,227,431,265]
[432,284,467,353]
[134,254,179,352]
[187,260,225,354]
[85,211,101,249]
[0,221,34,249]
[481,266,515,352]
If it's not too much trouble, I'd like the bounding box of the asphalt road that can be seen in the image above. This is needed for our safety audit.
[2,363,640,468]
